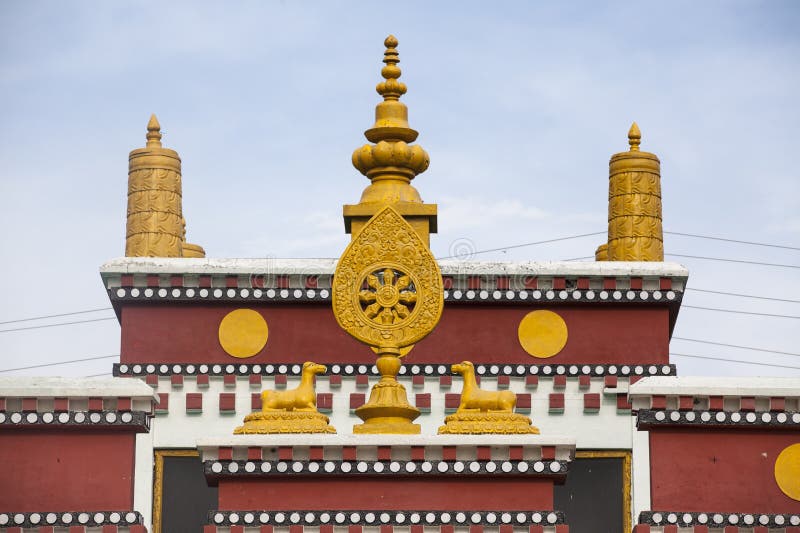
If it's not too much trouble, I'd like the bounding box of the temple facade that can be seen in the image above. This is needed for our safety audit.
[1,36,799,533]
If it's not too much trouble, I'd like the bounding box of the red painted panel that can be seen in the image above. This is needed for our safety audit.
[0,430,135,510]
[218,477,554,510]
[649,429,800,512]
[120,304,669,365]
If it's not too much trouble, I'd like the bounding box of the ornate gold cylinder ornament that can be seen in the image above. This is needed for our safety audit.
[605,122,664,261]
[125,115,184,257]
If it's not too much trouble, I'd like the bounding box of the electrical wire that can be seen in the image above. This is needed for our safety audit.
[0,354,119,373]
[0,307,113,325]
[437,231,606,259]
[672,337,800,357]
[0,317,118,333]
[681,305,800,319]
[665,231,800,251]
[685,287,800,304]
[670,352,800,371]
[668,253,799,269]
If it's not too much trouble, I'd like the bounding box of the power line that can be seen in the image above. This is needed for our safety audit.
[438,231,606,260]
[670,352,800,371]
[0,354,119,373]
[665,231,800,251]
[667,253,799,269]
[686,287,800,304]
[681,305,800,319]
[85,372,113,378]
[672,337,800,357]
[0,307,113,326]
[0,317,118,333]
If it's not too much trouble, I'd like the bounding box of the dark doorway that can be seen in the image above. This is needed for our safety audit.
[554,452,629,533]
[157,451,218,533]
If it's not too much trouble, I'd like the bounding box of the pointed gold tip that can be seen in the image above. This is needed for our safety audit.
[628,121,641,151]
[146,114,163,147]
[377,34,405,101]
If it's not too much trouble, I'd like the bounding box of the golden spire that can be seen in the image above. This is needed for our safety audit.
[146,114,162,148]
[345,35,437,245]
[627,121,641,151]
[125,115,205,258]
[363,35,417,142]
[597,122,664,261]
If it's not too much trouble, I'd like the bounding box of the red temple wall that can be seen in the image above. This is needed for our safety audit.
[217,477,554,510]
[0,430,136,511]
[649,429,800,512]
[120,304,668,364]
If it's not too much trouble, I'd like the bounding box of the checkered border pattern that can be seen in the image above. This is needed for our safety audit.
[639,511,800,529]
[108,285,681,307]
[636,409,800,429]
[0,410,150,431]
[204,459,569,479]
[205,510,567,527]
[0,511,143,529]
[115,362,676,378]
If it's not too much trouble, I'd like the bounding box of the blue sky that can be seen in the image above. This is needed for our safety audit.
[1,1,798,377]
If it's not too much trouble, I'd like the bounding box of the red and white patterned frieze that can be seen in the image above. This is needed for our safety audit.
[637,510,800,530]
[0,510,145,530]
[204,509,569,529]
[201,526,568,533]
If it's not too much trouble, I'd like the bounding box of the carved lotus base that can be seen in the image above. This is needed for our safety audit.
[234,410,336,434]
[353,378,421,434]
[438,412,540,434]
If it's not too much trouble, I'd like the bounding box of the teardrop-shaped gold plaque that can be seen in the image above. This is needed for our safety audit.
[332,205,443,353]
[332,205,443,434]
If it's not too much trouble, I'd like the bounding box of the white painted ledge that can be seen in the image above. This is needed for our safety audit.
[197,433,576,450]
[629,376,800,398]
[101,257,688,278]
[0,376,157,400]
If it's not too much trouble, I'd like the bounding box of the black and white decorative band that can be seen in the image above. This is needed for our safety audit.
[109,286,681,305]
[205,460,569,478]
[0,410,150,430]
[207,510,567,527]
[640,511,800,528]
[115,362,676,378]
[0,510,143,528]
[637,409,800,429]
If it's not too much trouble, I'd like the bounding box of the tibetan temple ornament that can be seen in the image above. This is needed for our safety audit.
[596,122,664,261]
[234,362,336,434]
[332,35,444,434]
[125,114,205,258]
[343,35,437,246]
[333,206,444,433]
[438,361,539,434]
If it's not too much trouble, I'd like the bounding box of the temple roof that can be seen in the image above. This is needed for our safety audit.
[101,257,688,278]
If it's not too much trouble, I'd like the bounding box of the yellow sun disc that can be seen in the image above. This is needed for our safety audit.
[218,309,269,358]
[517,310,568,359]
[775,443,800,501]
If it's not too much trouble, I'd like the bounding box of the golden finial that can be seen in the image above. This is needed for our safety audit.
[362,34,418,143]
[376,35,406,102]
[345,35,436,245]
[628,121,641,151]
[146,114,162,148]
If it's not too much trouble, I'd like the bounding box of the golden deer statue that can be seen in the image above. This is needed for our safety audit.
[235,361,335,434]
[439,360,538,434]
[452,361,516,412]
[262,361,327,411]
